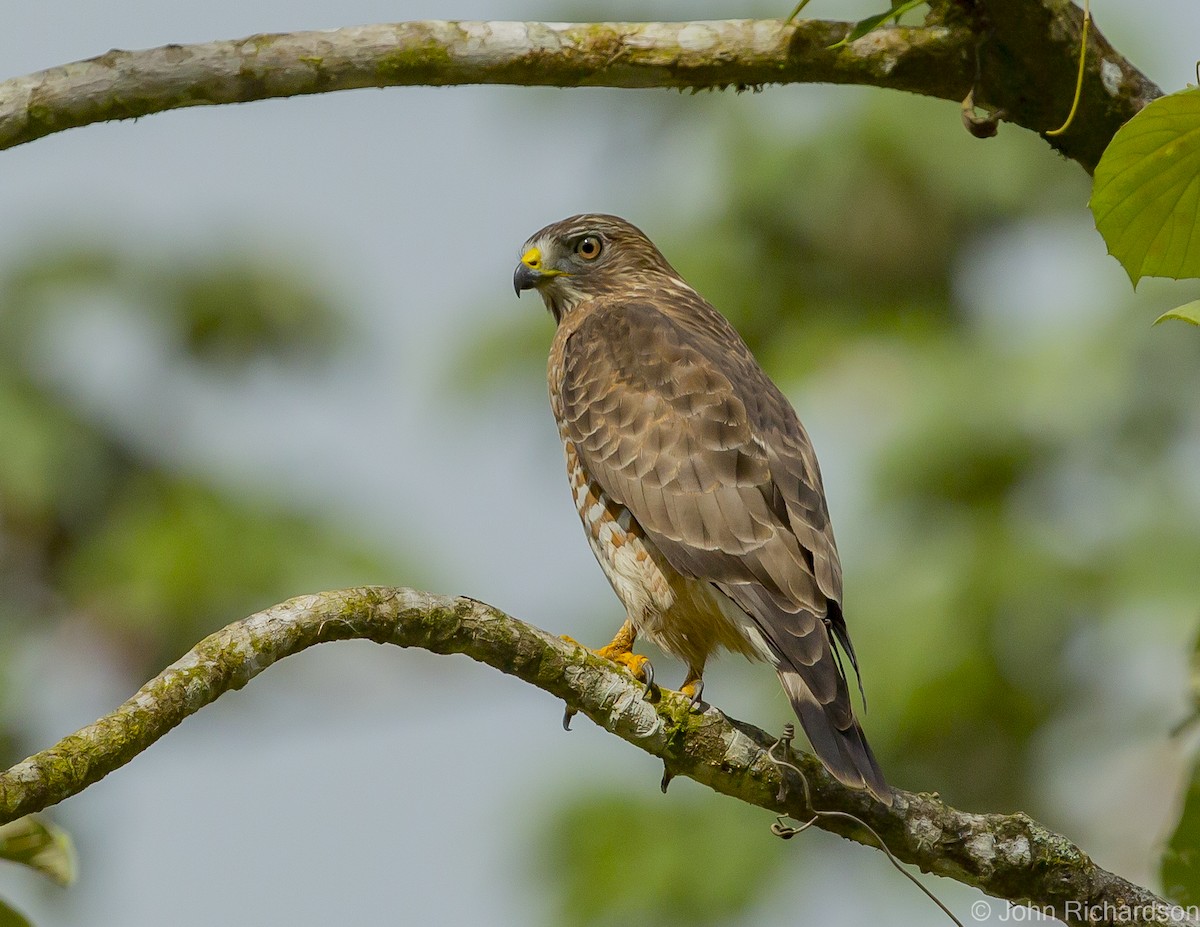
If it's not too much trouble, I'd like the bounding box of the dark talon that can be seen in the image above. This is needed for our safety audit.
[687,678,704,710]
[563,705,577,730]
[661,764,674,793]
[641,659,655,700]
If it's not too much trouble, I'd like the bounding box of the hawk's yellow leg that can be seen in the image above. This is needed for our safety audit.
[560,622,704,732]
[679,664,706,709]
[561,619,654,730]
[562,618,652,687]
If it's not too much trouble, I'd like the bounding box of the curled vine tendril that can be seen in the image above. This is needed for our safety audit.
[765,724,965,927]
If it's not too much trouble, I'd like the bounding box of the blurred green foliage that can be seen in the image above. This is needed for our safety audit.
[0,900,31,927]
[539,788,783,927]
[60,474,387,661]
[1164,752,1200,905]
[1164,629,1200,903]
[0,242,402,760]
[463,94,1200,923]
[0,817,76,889]
[0,244,340,367]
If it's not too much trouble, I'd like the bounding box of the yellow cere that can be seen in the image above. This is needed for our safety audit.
[521,245,569,277]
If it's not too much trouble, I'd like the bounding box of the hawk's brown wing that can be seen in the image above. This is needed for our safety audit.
[558,299,886,799]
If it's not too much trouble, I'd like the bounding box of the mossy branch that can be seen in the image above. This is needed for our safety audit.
[0,586,1191,927]
[0,11,1159,172]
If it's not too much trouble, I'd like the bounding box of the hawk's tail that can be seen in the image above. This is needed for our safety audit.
[776,667,892,806]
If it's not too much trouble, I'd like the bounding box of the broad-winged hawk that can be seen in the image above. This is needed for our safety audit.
[514,214,889,804]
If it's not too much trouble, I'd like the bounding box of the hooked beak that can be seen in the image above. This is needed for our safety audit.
[513,245,566,296]
[513,260,540,296]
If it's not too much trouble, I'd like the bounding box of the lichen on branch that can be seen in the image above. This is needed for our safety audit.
[0,586,1191,927]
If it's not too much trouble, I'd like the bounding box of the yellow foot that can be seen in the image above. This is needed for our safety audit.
[560,633,654,692]
[599,647,653,684]
[678,674,705,711]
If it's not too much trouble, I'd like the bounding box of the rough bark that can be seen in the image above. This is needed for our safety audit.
[0,587,1192,927]
[0,9,1161,172]
[966,0,1162,169]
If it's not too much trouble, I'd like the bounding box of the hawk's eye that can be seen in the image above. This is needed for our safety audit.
[575,236,603,261]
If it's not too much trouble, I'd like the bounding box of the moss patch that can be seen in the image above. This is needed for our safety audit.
[375,42,453,81]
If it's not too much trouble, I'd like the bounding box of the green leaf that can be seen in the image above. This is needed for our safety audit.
[1091,87,1200,285]
[1154,299,1200,327]
[0,899,33,927]
[0,816,77,887]
[830,0,927,48]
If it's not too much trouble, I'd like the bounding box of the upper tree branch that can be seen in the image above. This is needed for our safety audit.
[0,11,1160,172]
[0,587,1192,927]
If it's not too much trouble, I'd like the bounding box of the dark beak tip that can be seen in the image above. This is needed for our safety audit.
[513,263,539,297]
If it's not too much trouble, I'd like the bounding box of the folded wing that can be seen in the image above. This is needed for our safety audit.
[558,299,888,802]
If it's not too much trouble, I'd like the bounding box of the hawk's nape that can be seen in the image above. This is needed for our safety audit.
[517,213,891,805]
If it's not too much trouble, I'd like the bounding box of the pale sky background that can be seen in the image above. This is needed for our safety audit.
[0,2,1195,925]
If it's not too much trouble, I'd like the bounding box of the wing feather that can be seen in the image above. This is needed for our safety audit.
[559,299,837,613]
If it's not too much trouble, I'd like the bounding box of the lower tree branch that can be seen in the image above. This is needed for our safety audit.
[0,586,1191,926]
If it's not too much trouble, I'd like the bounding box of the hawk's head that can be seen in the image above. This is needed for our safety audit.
[514,214,680,322]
